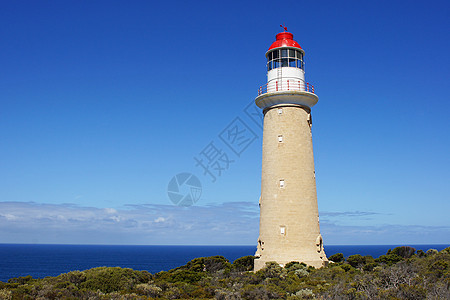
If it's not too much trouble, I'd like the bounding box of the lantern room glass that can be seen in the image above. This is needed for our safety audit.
[267,48,304,71]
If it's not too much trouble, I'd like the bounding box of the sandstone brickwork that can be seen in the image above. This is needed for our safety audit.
[254,101,327,271]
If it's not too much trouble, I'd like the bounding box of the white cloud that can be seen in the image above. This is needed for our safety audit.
[154,217,166,223]
[0,201,448,246]
[321,211,382,218]
[0,201,259,245]
[0,213,18,221]
[104,208,117,214]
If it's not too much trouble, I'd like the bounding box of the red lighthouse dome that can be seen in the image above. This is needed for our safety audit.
[256,27,317,109]
[268,31,302,51]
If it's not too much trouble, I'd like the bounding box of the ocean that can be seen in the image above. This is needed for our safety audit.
[0,244,447,282]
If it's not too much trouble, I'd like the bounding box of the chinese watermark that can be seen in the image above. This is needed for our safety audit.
[167,99,263,206]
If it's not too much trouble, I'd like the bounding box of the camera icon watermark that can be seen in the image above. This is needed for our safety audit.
[167,173,202,207]
[167,100,262,206]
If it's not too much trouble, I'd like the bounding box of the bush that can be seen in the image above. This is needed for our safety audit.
[340,264,354,272]
[328,253,344,263]
[375,254,403,266]
[233,255,255,272]
[79,267,151,293]
[182,255,231,274]
[427,249,438,255]
[284,262,309,278]
[7,275,33,284]
[135,283,162,297]
[416,249,426,257]
[439,247,450,254]
[390,246,416,258]
[257,262,283,279]
[347,254,365,268]
[284,261,307,271]
[363,262,377,272]
[166,269,205,284]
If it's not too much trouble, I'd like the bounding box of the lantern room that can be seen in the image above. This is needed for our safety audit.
[255,28,318,109]
[263,30,309,95]
[266,32,305,71]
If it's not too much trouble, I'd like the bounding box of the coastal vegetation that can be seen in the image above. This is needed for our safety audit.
[0,246,449,299]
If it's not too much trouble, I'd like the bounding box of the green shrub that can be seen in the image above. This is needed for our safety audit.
[134,283,162,297]
[167,269,205,284]
[347,254,365,268]
[79,267,151,293]
[180,255,231,274]
[340,264,354,272]
[439,246,450,254]
[328,253,344,263]
[363,262,377,271]
[416,249,426,257]
[375,254,403,265]
[57,270,87,285]
[427,249,439,255]
[329,266,346,278]
[7,275,33,284]
[390,246,416,258]
[233,255,255,272]
[256,262,283,279]
[284,261,307,271]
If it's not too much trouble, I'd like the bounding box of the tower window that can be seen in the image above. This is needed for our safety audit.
[279,179,285,188]
[316,235,323,253]
[278,108,283,115]
[273,50,279,59]
[307,113,312,126]
[278,135,283,142]
[273,60,280,69]
[288,58,296,67]
[280,226,286,235]
[266,48,304,71]
[289,49,296,58]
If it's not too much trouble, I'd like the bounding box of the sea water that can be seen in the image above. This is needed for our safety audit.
[0,244,447,282]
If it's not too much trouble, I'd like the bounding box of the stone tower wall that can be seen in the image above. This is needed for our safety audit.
[254,104,327,271]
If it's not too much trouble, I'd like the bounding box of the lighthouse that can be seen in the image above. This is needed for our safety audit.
[254,28,328,270]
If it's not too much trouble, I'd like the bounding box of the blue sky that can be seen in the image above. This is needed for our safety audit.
[1,0,449,246]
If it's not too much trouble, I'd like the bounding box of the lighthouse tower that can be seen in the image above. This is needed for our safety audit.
[254,28,328,271]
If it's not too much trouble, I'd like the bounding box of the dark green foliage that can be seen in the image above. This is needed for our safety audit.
[79,267,152,293]
[440,246,450,254]
[181,255,231,274]
[165,269,206,284]
[363,262,377,271]
[390,246,416,258]
[256,261,283,279]
[233,255,255,271]
[328,253,344,263]
[285,261,306,269]
[340,264,354,272]
[345,254,376,271]
[2,249,449,299]
[427,258,449,278]
[375,253,403,265]
[417,249,426,257]
[427,248,439,255]
[7,275,33,284]
[347,254,365,268]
